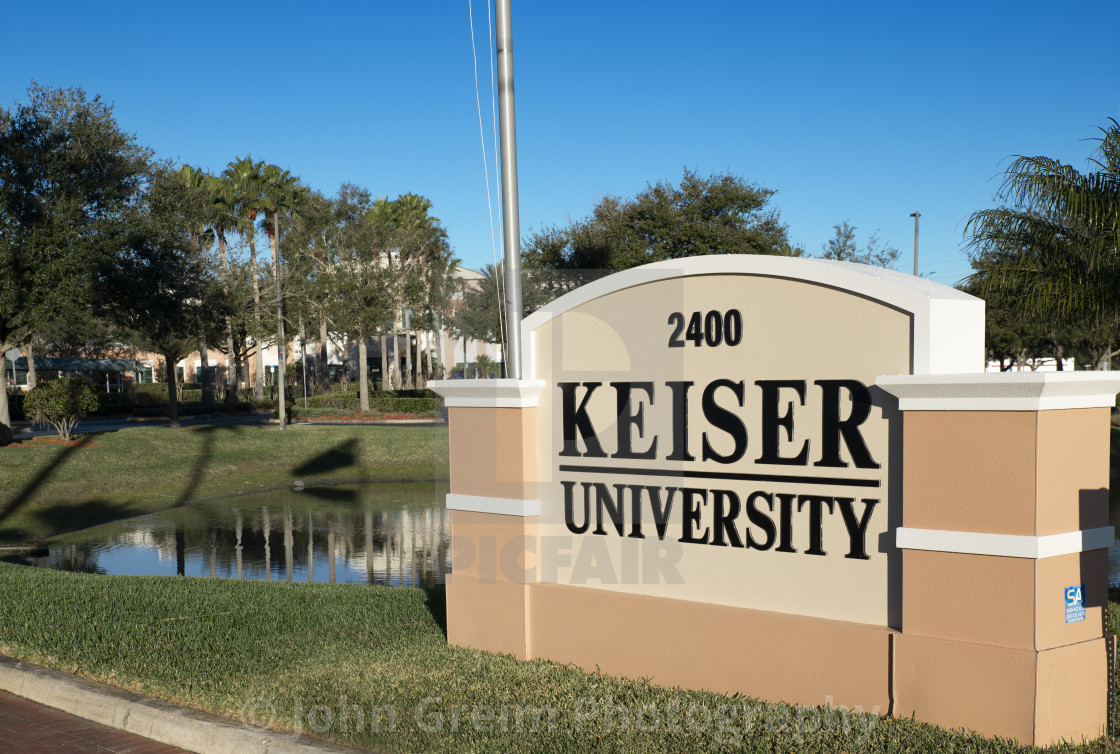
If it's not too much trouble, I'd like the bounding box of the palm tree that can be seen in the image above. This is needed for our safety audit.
[964,119,1120,367]
[177,165,217,406]
[259,162,309,428]
[224,156,267,400]
[204,170,249,402]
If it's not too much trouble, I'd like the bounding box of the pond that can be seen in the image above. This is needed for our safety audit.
[12,482,451,588]
[11,480,1120,588]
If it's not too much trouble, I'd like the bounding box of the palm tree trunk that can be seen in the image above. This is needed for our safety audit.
[226,326,237,404]
[380,334,388,392]
[424,325,433,386]
[272,213,287,429]
[199,339,212,406]
[387,331,396,389]
[403,311,413,388]
[318,313,329,388]
[165,354,181,429]
[435,312,445,379]
[26,339,43,424]
[218,232,237,404]
[0,351,9,427]
[358,333,369,412]
[250,236,264,402]
[26,340,37,390]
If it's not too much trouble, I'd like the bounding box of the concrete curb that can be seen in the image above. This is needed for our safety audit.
[0,654,373,754]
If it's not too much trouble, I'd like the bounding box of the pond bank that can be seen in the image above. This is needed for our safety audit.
[0,424,449,543]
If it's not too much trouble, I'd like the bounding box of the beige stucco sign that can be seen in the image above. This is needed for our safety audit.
[432,255,1118,746]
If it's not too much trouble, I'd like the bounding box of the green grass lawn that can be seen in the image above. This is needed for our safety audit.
[0,417,1116,751]
[0,424,448,542]
[1,562,1115,754]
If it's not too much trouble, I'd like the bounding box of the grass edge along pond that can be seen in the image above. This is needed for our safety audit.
[0,424,449,542]
[0,563,1118,754]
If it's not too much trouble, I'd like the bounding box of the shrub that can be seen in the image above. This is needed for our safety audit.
[304,392,359,410]
[23,378,98,441]
[0,423,12,447]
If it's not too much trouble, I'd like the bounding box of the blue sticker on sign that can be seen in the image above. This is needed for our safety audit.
[1065,585,1085,624]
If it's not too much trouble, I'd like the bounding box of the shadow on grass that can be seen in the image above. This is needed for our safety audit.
[422,584,448,638]
[0,432,112,536]
[172,425,223,508]
[293,439,358,477]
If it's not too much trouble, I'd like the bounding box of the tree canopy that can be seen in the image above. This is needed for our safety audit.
[522,168,794,272]
[819,221,899,268]
[0,82,150,425]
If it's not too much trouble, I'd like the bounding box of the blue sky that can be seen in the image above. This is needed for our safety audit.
[4,1,1119,288]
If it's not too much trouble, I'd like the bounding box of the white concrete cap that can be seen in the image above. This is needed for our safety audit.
[429,379,547,408]
[876,371,1120,411]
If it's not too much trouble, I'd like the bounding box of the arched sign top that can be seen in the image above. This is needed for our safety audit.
[521,255,984,377]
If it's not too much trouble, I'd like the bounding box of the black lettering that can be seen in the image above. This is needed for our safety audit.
[626,485,645,539]
[592,483,626,537]
[679,487,709,544]
[559,382,606,458]
[563,481,590,534]
[649,486,677,539]
[701,379,747,464]
[665,381,694,461]
[837,497,878,560]
[710,490,744,548]
[797,495,835,556]
[744,491,776,550]
[814,380,878,468]
[756,380,809,465]
[612,382,657,460]
[775,492,797,553]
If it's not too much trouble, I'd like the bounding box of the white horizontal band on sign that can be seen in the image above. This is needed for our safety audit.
[895,525,1115,559]
[876,372,1120,411]
[446,494,540,517]
[428,379,546,408]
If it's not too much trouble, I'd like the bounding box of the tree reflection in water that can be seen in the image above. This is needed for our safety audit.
[24,482,451,586]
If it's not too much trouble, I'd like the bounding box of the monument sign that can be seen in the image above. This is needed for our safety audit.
[432,255,1119,746]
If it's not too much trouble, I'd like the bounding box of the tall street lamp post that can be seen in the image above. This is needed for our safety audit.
[909,211,921,276]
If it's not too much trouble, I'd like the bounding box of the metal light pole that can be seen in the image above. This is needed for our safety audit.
[909,211,920,276]
[495,0,523,379]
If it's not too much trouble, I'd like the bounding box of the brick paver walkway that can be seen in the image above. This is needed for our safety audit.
[0,690,190,753]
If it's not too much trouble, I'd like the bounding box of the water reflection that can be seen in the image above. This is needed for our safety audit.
[19,482,450,587]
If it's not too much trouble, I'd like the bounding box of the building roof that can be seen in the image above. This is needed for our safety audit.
[10,357,140,372]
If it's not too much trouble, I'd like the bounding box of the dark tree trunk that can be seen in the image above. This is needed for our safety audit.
[165,354,181,428]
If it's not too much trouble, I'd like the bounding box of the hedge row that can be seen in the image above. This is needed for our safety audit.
[304,392,359,410]
[339,383,440,400]
[374,396,441,413]
[130,402,257,418]
[304,391,441,413]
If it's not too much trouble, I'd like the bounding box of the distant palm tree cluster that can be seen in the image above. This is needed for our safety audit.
[0,83,464,428]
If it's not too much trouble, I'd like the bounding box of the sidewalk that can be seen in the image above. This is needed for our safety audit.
[0,655,372,754]
[0,689,189,753]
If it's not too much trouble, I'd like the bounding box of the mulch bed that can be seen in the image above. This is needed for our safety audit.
[29,437,99,448]
[292,413,435,422]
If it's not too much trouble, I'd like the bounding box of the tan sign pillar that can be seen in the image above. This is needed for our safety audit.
[433,380,544,660]
[878,373,1120,745]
